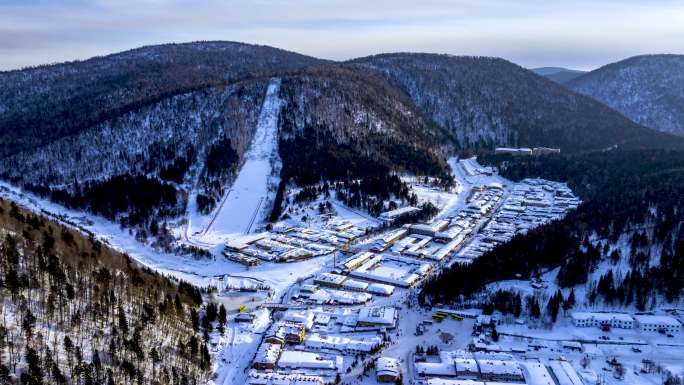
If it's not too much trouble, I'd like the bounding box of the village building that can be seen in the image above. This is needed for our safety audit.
[367,283,395,296]
[277,350,342,372]
[454,357,480,379]
[313,273,347,288]
[379,206,421,223]
[357,306,397,328]
[634,315,682,333]
[252,343,282,370]
[247,371,325,385]
[376,357,401,382]
[571,312,635,329]
[476,359,524,382]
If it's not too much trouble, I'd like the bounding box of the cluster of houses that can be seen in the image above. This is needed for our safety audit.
[248,306,396,383]
[223,222,364,265]
[412,350,584,385]
[242,158,589,385]
[456,179,578,262]
[571,312,682,334]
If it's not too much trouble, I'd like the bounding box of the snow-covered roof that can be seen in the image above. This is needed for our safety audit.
[454,357,478,373]
[476,359,523,377]
[571,312,634,322]
[520,362,555,385]
[254,343,282,365]
[309,287,371,305]
[283,310,315,329]
[305,333,381,352]
[379,206,421,219]
[358,306,397,326]
[633,314,682,326]
[415,361,457,377]
[367,283,395,295]
[277,351,338,370]
[410,220,449,234]
[425,380,489,385]
[314,273,347,286]
[548,360,583,385]
[247,371,324,385]
[376,357,401,376]
[342,279,368,290]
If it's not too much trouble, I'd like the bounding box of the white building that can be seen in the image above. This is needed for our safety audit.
[634,315,682,333]
[247,371,324,385]
[305,333,381,354]
[358,306,397,328]
[571,312,634,329]
[277,350,341,372]
[454,357,479,379]
[253,343,282,370]
[548,360,584,385]
[379,206,421,223]
[495,147,533,156]
[376,357,401,382]
[367,283,395,296]
[520,362,555,385]
[476,359,524,382]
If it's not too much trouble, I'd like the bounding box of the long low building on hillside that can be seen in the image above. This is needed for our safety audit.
[634,315,682,333]
[571,312,634,329]
[571,312,682,333]
[379,206,421,223]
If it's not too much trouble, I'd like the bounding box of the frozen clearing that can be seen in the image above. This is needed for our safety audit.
[191,78,282,244]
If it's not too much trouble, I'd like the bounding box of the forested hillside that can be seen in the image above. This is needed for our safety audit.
[0,79,268,229]
[351,53,684,152]
[278,66,453,185]
[0,41,321,157]
[568,54,684,136]
[421,150,684,312]
[0,199,211,384]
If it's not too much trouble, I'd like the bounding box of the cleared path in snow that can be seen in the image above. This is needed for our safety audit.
[200,78,282,240]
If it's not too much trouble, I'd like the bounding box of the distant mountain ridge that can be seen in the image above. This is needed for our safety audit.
[350,53,682,152]
[567,54,684,136]
[531,67,586,84]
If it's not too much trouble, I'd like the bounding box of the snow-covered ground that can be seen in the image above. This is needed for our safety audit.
[0,180,330,295]
[9,154,677,385]
[188,77,283,245]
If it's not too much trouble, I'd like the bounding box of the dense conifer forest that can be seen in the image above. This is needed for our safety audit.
[0,199,211,384]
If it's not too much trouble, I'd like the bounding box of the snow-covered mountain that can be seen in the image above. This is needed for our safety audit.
[0,41,322,158]
[3,43,684,232]
[568,54,684,136]
[350,53,682,152]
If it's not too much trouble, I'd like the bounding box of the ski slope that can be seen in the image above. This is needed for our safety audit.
[199,78,282,242]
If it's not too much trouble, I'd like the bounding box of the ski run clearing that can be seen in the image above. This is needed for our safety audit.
[2,155,683,385]
[189,77,283,244]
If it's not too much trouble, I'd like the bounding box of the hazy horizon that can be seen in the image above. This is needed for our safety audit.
[2,0,683,71]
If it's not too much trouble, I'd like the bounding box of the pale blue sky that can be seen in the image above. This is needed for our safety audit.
[1,0,683,70]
